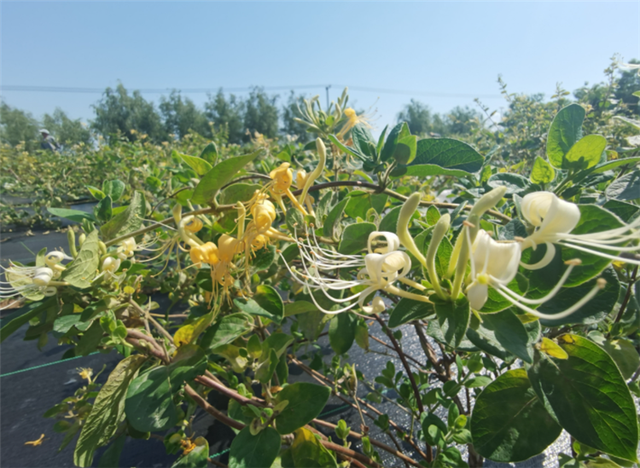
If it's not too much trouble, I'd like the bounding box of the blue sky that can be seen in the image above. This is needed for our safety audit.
[1,1,639,132]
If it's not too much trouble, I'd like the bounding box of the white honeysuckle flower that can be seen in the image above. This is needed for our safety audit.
[117,237,137,261]
[519,191,640,270]
[467,229,607,320]
[0,265,58,304]
[280,229,430,315]
[95,257,124,283]
[466,230,521,310]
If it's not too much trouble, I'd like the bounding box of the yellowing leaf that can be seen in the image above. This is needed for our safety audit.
[173,312,214,347]
[539,337,569,360]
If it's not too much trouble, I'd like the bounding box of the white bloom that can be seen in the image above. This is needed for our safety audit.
[466,230,521,310]
[0,265,57,304]
[519,192,640,270]
[467,228,607,320]
[281,230,430,315]
[117,237,137,261]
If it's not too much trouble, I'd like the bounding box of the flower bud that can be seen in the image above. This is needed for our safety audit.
[396,193,427,267]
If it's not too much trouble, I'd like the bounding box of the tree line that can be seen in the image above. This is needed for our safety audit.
[1,61,638,151]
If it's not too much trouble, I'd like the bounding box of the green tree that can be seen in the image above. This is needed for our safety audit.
[243,87,279,141]
[92,83,166,143]
[42,108,93,147]
[204,90,245,144]
[281,91,310,143]
[159,90,210,140]
[396,99,434,136]
[445,106,481,135]
[0,101,40,149]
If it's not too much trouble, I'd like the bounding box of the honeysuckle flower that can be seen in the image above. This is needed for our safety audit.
[0,265,59,304]
[466,230,521,310]
[297,139,326,214]
[117,237,137,261]
[43,251,73,276]
[189,242,219,267]
[467,229,607,320]
[241,192,293,259]
[337,107,372,139]
[268,163,308,215]
[281,230,430,315]
[519,192,640,270]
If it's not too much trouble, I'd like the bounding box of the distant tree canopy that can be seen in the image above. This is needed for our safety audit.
[42,108,93,146]
[397,99,481,137]
[0,102,40,150]
[92,83,166,143]
[2,60,638,150]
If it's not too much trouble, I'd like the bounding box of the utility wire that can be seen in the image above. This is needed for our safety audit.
[0,84,504,99]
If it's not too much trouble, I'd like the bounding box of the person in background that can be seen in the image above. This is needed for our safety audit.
[40,129,60,151]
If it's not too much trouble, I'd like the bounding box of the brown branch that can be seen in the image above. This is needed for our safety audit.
[615,265,638,324]
[290,356,431,462]
[414,322,447,382]
[312,419,421,467]
[369,334,425,368]
[374,314,424,414]
[185,384,383,468]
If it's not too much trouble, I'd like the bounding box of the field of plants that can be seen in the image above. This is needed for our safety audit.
[1,60,639,468]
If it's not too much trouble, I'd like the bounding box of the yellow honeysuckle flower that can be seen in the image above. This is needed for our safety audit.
[190,242,219,267]
[337,107,372,139]
[77,367,93,382]
[268,163,308,215]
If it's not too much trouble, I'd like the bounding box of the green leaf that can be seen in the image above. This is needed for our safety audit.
[47,208,97,223]
[199,142,218,164]
[220,183,263,205]
[102,180,126,202]
[329,312,356,355]
[380,122,406,162]
[487,173,532,195]
[322,198,348,239]
[284,300,317,317]
[400,164,474,179]
[602,200,639,222]
[97,432,126,468]
[563,135,607,170]
[537,266,620,327]
[589,157,640,175]
[605,170,640,201]
[530,156,555,184]
[125,366,178,433]
[394,134,417,165]
[464,376,492,388]
[94,195,113,222]
[546,104,585,169]
[200,313,253,351]
[229,427,281,468]
[275,382,331,434]
[600,338,640,380]
[252,244,276,271]
[351,123,377,158]
[471,368,562,463]
[255,348,279,384]
[61,230,100,289]
[233,285,284,323]
[100,190,146,241]
[410,138,484,173]
[434,297,471,349]
[528,334,639,462]
[479,310,534,363]
[176,150,213,176]
[191,151,261,205]
[86,185,106,200]
[338,222,376,254]
[74,355,147,467]
[167,344,207,390]
[0,298,56,343]
[327,134,367,162]
[388,297,434,328]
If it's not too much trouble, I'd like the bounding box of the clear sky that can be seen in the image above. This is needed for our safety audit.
[1,1,639,132]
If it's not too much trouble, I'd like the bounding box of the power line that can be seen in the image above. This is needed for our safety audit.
[0,84,504,99]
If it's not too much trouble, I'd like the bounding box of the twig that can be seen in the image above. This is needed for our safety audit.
[614,265,638,324]
[374,314,424,414]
